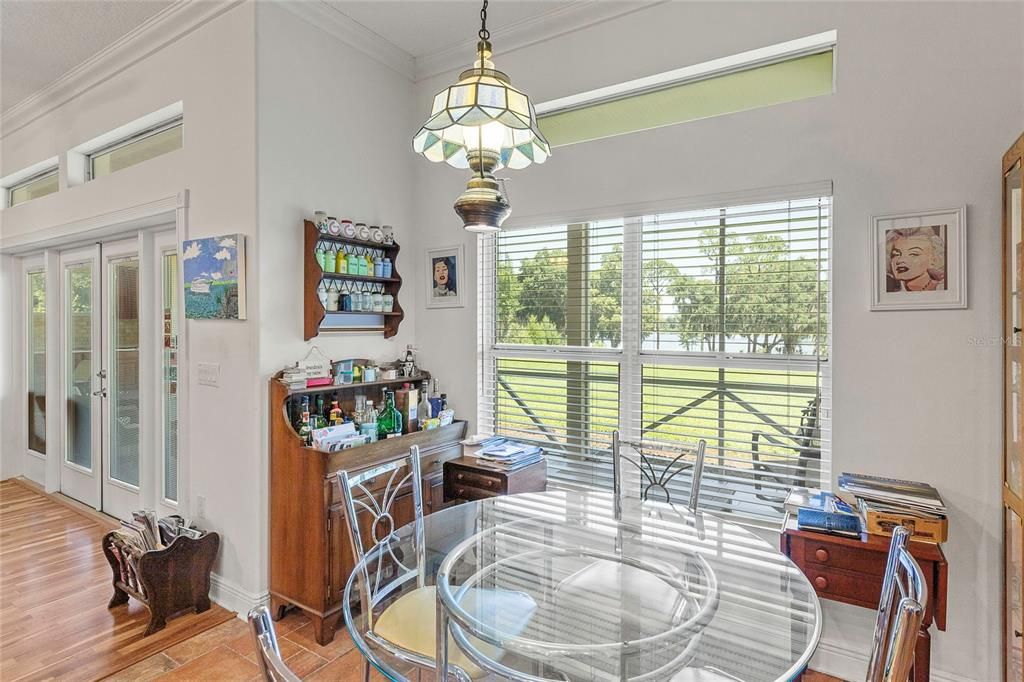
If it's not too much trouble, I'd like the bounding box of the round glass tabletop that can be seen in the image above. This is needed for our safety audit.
[344,490,820,682]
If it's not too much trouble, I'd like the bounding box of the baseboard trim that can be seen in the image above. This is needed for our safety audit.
[209,573,269,617]
[813,637,971,682]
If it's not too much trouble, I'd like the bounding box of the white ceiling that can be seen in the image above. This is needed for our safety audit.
[326,1,572,59]
[1,0,175,113]
[0,0,652,115]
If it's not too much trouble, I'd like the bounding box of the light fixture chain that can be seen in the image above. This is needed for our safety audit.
[479,0,490,41]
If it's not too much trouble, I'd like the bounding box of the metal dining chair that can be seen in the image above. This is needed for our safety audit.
[612,430,708,514]
[866,526,927,682]
[248,605,301,682]
[338,445,532,682]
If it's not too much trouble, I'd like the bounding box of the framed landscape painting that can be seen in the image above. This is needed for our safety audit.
[870,207,966,310]
[182,234,247,319]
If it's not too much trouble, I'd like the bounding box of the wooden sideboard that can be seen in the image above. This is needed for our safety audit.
[781,520,947,682]
[268,375,466,644]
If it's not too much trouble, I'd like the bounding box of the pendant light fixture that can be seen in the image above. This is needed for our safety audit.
[412,0,550,232]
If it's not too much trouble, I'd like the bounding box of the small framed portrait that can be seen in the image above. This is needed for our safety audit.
[870,206,966,310]
[426,244,465,309]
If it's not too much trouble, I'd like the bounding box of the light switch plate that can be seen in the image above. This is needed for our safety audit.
[197,362,220,387]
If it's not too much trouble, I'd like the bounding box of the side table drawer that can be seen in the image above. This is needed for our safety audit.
[802,566,881,606]
[449,468,504,493]
[447,484,500,502]
[796,537,886,576]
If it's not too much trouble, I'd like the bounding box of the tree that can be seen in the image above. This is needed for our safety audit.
[504,316,565,346]
[589,245,683,347]
[496,257,521,341]
[516,248,567,332]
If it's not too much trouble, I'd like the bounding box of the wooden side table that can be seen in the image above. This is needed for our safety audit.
[781,518,947,682]
[443,456,546,502]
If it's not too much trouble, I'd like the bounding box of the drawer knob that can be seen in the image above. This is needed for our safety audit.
[814,548,830,562]
[814,576,829,590]
[484,480,493,487]
[455,488,465,497]
[457,473,464,481]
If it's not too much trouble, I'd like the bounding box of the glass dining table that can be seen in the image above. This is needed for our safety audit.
[343,490,821,682]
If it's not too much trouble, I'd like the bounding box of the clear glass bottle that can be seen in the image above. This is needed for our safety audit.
[377,390,403,439]
[418,381,432,422]
[360,400,377,442]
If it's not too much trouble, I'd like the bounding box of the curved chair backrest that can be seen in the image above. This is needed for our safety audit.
[335,445,426,627]
[865,526,928,682]
[612,430,708,513]
[248,606,301,682]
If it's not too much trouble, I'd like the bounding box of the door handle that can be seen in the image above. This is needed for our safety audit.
[92,388,107,398]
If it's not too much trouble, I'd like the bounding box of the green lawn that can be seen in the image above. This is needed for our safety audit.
[494,357,821,471]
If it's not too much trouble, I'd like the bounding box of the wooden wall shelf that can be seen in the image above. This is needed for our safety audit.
[303,220,406,340]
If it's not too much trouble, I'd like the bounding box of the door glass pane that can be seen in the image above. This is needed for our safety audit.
[1008,160,1022,498]
[162,252,179,501]
[27,270,47,454]
[1008,508,1023,681]
[67,264,93,468]
[109,258,140,487]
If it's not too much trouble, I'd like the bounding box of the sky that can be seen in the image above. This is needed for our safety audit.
[182,235,238,284]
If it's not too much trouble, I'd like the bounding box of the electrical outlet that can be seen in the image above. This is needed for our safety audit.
[196,495,206,519]
[197,362,220,387]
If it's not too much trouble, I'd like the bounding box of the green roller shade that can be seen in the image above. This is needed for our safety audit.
[538,51,834,147]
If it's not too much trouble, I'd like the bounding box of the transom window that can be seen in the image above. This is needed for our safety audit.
[8,168,58,207]
[479,187,831,523]
[89,116,183,180]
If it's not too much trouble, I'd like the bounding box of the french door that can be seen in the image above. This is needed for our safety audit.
[58,232,177,519]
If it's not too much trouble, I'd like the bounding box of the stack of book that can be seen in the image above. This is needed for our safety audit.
[474,438,543,472]
[838,472,948,544]
[786,487,862,538]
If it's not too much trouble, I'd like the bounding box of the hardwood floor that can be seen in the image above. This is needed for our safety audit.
[1,478,848,681]
[0,479,233,681]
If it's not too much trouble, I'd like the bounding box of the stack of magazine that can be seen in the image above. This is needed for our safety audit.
[838,472,947,543]
[786,487,862,538]
[475,438,543,472]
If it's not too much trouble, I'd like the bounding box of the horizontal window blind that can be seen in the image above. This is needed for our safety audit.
[479,190,831,523]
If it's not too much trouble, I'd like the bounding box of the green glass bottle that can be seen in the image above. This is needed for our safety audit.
[377,390,403,439]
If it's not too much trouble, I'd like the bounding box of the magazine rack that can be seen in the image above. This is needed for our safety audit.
[102,530,220,636]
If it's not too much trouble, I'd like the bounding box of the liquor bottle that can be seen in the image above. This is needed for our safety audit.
[377,391,403,439]
[418,381,432,422]
[329,400,343,426]
[429,380,443,420]
[440,393,449,412]
[360,400,377,442]
[298,396,312,446]
[315,394,325,421]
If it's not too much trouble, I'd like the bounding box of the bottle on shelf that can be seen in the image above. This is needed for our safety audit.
[298,395,312,446]
[377,390,403,439]
[360,400,377,442]
[429,380,443,419]
[418,380,432,423]
[440,393,449,412]
[402,346,416,377]
[329,400,343,426]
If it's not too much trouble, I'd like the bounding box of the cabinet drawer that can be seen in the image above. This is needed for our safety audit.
[802,566,881,606]
[447,484,500,502]
[448,468,505,493]
[797,538,886,576]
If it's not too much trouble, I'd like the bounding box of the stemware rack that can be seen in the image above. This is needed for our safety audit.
[303,220,406,339]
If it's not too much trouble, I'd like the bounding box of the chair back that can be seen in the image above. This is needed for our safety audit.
[248,606,301,682]
[612,430,707,513]
[865,526,928,682]
[335,445,426,626]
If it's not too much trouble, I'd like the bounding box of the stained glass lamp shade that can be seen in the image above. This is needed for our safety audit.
[413,37,550,232]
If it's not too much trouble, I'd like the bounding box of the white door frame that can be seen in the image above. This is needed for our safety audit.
[58,244,103,509]
[4,192,191,516]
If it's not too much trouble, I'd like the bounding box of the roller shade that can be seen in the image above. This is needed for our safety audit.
[478,188,831,524]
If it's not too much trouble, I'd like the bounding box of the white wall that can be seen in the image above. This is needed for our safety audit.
[412,2,1024,680]
[0,2,263,610]
[254,1,420,595]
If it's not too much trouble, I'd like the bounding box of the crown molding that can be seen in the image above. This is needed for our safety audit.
[413,1,666,81]
[0,1,243,139]
[277,1,416,81]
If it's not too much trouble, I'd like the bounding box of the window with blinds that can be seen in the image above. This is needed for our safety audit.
[479,189,831,523]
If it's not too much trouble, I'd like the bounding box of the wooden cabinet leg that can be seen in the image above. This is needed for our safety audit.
[269,595,288,621]
[913,627,931,682]
[312,613,337,646]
